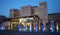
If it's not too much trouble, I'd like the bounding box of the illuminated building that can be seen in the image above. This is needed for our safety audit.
[21,2,48,23]
[33,2,48,23]
[10,15,41,32]
[9,2,48,32]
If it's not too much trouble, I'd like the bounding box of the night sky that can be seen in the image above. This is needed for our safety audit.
[0,0,60,17]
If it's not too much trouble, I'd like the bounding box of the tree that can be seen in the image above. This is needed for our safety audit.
[0,15,6,24]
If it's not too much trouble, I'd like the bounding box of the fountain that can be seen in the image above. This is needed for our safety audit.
[42,20,46,32]
[29,25,32,32]
[36,20,38,32]
[24,25,26,32]
[51,19,55,32]
[18,24,21,31]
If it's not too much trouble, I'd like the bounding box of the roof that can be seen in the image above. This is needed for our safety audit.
[9,15,39,19]
[48,13,60,15]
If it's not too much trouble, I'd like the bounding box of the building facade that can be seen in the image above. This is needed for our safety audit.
[10,2,48,23]
[20,2,48,23]
[20,6,32,16]
[33,2,48,23]
[10,9,20,18]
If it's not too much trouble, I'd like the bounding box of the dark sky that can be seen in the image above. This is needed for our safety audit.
[0,0,60,17]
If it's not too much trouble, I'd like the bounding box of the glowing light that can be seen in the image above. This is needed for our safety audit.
[29,25,32,32]
[51,20,55,32]
[24,28,26,32]
[0,26,5,31]
[36,26,38,32]
[42,20,46,32]
[24,25,26,32]
[39,27,41,31]
[22,22,24,25]
[34,27,36,30]
[38,20,41,32]
[50,27,52,30]
[19,28,21,31]
[43,27,46,32]
[27,23,30,26]
[18,24,21,31]
[36,20,38,32]
[56,23,59,32]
